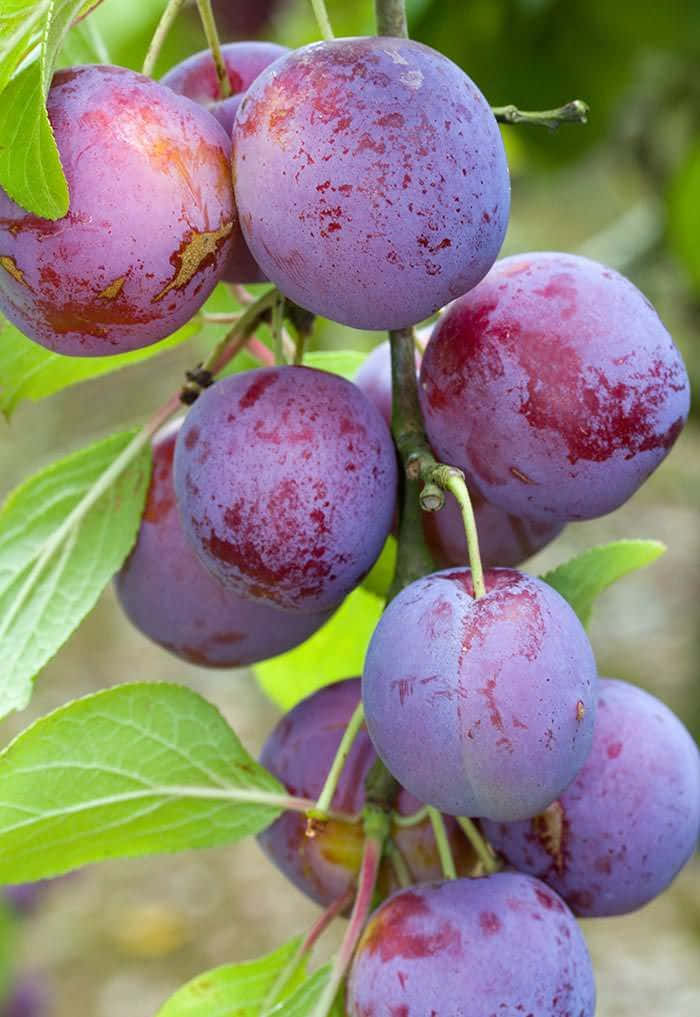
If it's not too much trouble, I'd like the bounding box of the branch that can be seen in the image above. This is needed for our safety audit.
[492,99,589,129]
[374,0,408,37]
[142,0,187,77]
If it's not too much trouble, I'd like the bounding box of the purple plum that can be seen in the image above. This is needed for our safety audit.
[482,678,700,916]
[115,421,331,666]
[362,568,597,820]
[347,872,596,1017]
[232,37,509,329]
[0,65,237,355]
[420,252,690,521]
[174,366,398,612]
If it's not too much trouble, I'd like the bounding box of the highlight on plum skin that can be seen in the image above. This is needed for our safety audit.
[115,421,332,668]
[174,366,398,614]
[354,339,565,567]
[233,36,510,330]
[482,678,700,917]
[258,679,477,908]
[362,567,597,821]
[420,252,691,522]
[0,65,238,357]
[161,41,288,283]
[346,872,596,1017]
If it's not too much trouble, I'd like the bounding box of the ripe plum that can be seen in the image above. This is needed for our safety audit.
[0,66,237,356]
[174,366,398,612]
[482,678,700,916]
[420,252,690,521]
[115,422,331,666]
[347,872,596,1017]
[258,680,476,907]
[233,37,509,329]
[362,568,597,820]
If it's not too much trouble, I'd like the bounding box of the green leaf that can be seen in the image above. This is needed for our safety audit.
[0,60,67,218]
[0,0,103,217]
[541,539,667,626]
[0,313,198,418]
[154,938,308,1017]
[271,966,339,1017]
[0,683,285,883]
[0,430,151,717]
[0,1,50,96]
[303,349,367,381]
[255,586,383,710]
[362,536,396,599]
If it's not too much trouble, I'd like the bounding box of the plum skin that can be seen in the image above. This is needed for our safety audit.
[258,680,476,907]
[482,678,700,916]
[233,36,509,330]
[420,252,691,521]
[0,65,237,356]
[362,567,597,820]
[115,421,331,667]
[161,41,288,283]
[347,872,596,1017]
[174,366,398,613]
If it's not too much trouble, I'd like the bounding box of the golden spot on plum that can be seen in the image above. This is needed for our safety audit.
[0,255,29,287]
[152,221,233,302]
[98,275,126,300]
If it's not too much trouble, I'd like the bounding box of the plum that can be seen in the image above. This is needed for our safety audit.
[347,872,595,1017]
[420,252,690,521]
[174,366,398,612]
[482,678,700,916]
[233,37,509,329]
[115,421,331,666]
[362,568,597,820]
[0,65,237,355]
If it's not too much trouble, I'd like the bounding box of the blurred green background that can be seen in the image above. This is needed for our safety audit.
[1,1,699,1015]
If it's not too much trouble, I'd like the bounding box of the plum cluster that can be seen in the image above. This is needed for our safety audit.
[1,26,696,1017]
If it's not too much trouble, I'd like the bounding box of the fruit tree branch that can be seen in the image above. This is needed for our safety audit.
[493,99,589,129]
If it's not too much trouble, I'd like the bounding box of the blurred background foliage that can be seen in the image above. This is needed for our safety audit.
[1,1,698,1015]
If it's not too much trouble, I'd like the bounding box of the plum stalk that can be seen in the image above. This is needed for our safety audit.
[142,0,187,76]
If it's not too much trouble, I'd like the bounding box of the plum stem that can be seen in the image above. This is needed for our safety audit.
[248,336,276,367]
[310,833,384,1017]
[142,0,187,77]
[387,326,437,598]
[310,0,335,40]
[195,0,232,99]
[427,806,457,879]
[385,839,412,887]
[442,469,486,599]
[271,290,285,364]
[457,817,502,874]
[375,0,409,36]
[493,99,589,129]
[391,804,430,827]
[309,701,366,820]
[180,287,279,402]
[261,888,354,1015]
